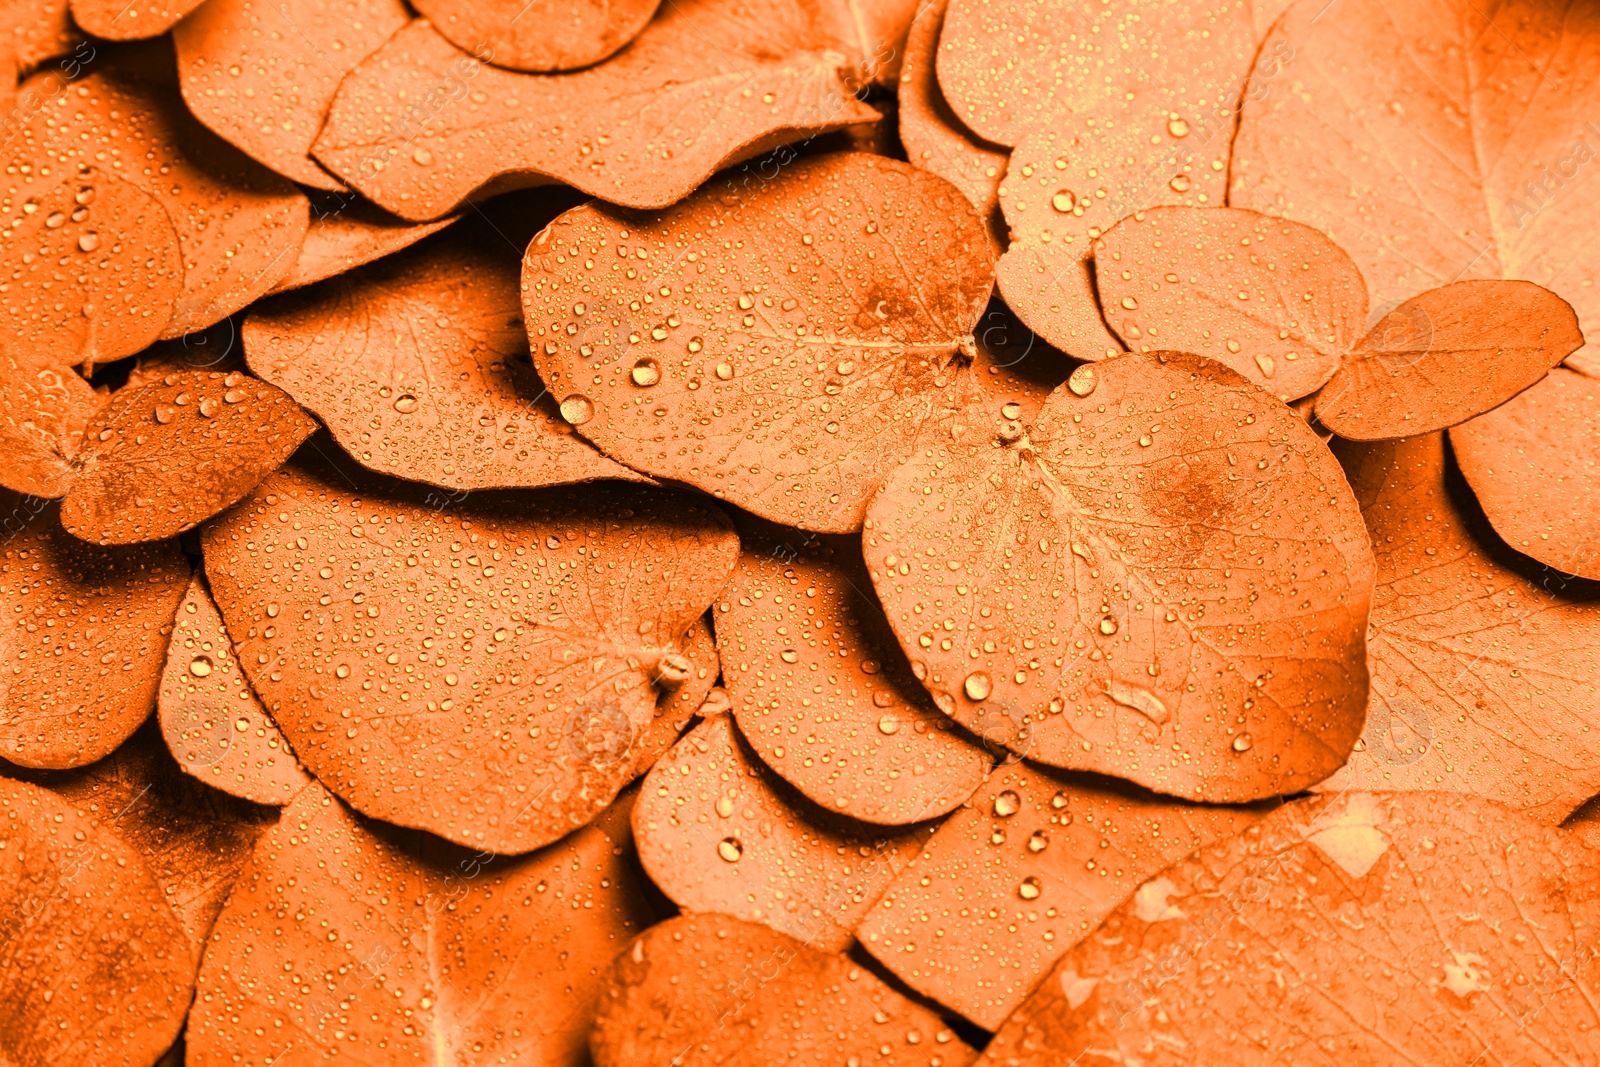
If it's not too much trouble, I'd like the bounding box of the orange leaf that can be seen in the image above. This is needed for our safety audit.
[312,6,879,219]
[591,913,978,1067]
[71,0,204,38]
[634,714,933,950]
[173,0,410,190]
[524,153,996,532]
[864,353,1375,802]
[0,495,189,768]
[265,197,458,295]
[413,0,659,72]
[622,612,718,780]
[185,784,656,1066]
[201,451,739,852]
[0,0,80,72]
[857,762,1264,1028]
[0,355,99,498]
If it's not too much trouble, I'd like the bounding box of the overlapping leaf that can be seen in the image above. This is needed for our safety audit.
[246,224,639,491]
[719,512,988,822]
[202,450,738,852]
[858,761,1265,1029]
[312,1,879,219]
[865,352,1375,802]
[1320,433,1600,821]
[159,576,310,804]
[266,198,458,294]
[977,792,1600,1066]
[0,356,100,498]
[412,0,659,72]
[0,776,192,1067]
[0,0,78,72]
[61,368,316,545]
[525,152,995,532]
[173,0,410,189]
[591,912,978,1067]
[71,0,206,39]
[5,72,309,339]
[186,784,655,1067]
[634,714,932,950]
[622,613,718,780]
[0,495,189,768]
[1452,368,1600,579]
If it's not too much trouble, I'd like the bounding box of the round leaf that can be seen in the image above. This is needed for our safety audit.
[413,0,660,72]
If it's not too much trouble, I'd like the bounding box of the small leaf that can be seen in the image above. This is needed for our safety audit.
[1315,280,1582,439]
[978,792,1600,1066]
[202,450,739,853]
[1096,206,1365,399]
[71,0,204,38]
[524,152,996,532]
[0,495,189,768]
[173,0,409,189]
[0,776,192,1067]
[412,0,660,72]
[591,913,979,1067]
[864,352,1375,802]
[635,714,932,950]
[312,4,879,218]
[1451,368,1600,579]
[159,576,310,805]
[265,197,458,294]
[185,784,656,1066]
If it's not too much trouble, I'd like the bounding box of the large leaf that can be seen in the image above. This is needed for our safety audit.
[864,352,1375,802]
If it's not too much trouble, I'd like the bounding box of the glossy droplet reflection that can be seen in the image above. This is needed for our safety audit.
[560,394,595,424]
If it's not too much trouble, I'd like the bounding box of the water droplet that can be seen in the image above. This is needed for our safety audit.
[44,211,65,229]
[1254,353,1276,378]
[199,397,220,417]
[412,148,433,166]
[1050,790,1070,810]
[993,790,1021,817]
[877,714,901,735]
[717,837,744,862]
[1108,680,1169,724]
[738,295,754,310]
[837,360,856,375]
[1018,875,1042,900]
[224,388,247,403]
[688,337,703,353]
[154,405,176,424]
[1099,616,1118,635]
[1001,401,1022,420]
[1028,830,1049,853]
[77,232,100,253]
[631,359,661,387]
[1169,174,1191,192]
[1232,734,1253,752]
[715,363,733,380]
[1167,117,1190,138]
[1051,190,1077,213]
[1138,434,1152,447]
[780,649,798,664]
[715,796,734,817]
[393,394,418,413]
[1120,296,1139,311]
[963,671,992,701]
[189,656,213,678]
[1067,365,1097,397]
[559,395,594,425]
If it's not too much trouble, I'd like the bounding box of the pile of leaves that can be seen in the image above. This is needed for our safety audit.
[3,0,1600,1063]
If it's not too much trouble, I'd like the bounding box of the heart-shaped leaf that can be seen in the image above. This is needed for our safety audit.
[202,450,739,852]
[412,0,660,72]
[976,792,1600,1066]
[1451,367,1600,579]
[1096,206,1366,400]
[159,576,310,804]
[719,512,989,822]
[173,0,409,189]
[1319,433,1600,822]
[0,495,189,768]
[246,224,640,492]
[634,714,933,950]
[865,352,1375,802]
[0,776,192,1067]
[857,761,1264,1029]
[62,368,317,545]
[185,783,656,1067]
[312,3,879,219]
[591,912,979,1067]
[524,152,996,532]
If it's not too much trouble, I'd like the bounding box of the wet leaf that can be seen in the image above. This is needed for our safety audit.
[976,791,1600,1066]
[1315,280,1582,439]
[0,776,192,1067]
[311,2,879,219]
[5,72,309,337]
[1321,433,1600,822]
[266,197,458,294]
[524,152,996,532]
[245,224,641,492]
[815,0,923,86]
[625,613,719,780]
[0,355,99,498]
[159,576,310,805]
[173,0,410,190]
[186,783,655,1067]
[1452,368,1600,580]
[413,0,660,72]
[858,762,1265,1029]
[1096,206,1366,400]
[61,368,316,545]
[591,912,979,1067]
[864,352,1375,802]
[896,0,1007,232]
[4,718,279,951]
[0,494,189,768]
[719,512,988,822]
[634,714,932,950]
[201,451,739,853]
[0,0,79,72]
[1232,0,1600,368]
[71,0,207,38]
[0,166,185,366]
